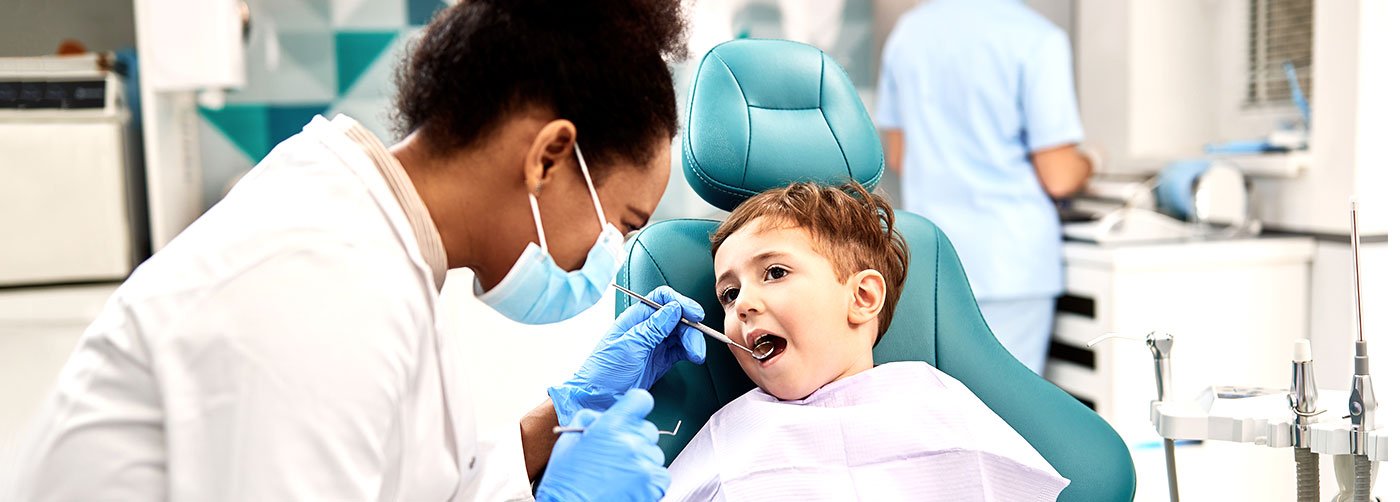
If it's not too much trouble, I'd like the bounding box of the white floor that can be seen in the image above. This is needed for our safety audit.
[0,283,117,455]
[0,280,1389,500]
[1130,439,1384,501]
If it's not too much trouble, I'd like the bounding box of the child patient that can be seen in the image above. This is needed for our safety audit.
[664,181,1068,501]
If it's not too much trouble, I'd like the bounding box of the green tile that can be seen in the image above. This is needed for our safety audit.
[267,104,331,148]
[199,104,270,162]
[408,0,444,26]
[335,31,399,95]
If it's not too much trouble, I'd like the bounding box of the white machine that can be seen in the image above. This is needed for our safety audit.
[1063,160,1259,244]
[0,54,143,286]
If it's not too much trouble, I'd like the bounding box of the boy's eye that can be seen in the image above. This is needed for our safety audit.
[718,287,739,305]
[764,265,789,281]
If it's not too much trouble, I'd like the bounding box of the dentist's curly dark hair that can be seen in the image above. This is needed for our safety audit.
[393,0,688,172]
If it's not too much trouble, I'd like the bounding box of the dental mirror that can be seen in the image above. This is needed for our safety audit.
[751,334,784,360]
[610,284,777,361]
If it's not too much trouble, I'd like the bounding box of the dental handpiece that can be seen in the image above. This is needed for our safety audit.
[1147,332,1181,502]
[1084,332,1179,502]
[1291,340,1322,431]
[1291,340,1322,502]
[1346,199,1377,451]
[609,283,764,357]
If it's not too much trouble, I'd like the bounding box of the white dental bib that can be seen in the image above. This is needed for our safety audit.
[665,361,1068,501]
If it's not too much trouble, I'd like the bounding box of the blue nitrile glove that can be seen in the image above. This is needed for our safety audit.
[547,286,706,425]
[535,389,670,502]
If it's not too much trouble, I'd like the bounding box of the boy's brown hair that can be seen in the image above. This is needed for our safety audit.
[710,181,910,343]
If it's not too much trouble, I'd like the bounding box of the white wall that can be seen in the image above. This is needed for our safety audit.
[1128,1,1218,162]
[1076,0,1396,236]
[1308,241,1391,393]
[1077,0,1232,171]
[1250,0,1396,236]
[0,0,136,57]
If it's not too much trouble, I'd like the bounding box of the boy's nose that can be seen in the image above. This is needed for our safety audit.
[734,289,762,320]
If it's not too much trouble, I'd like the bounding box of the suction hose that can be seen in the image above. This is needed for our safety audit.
[1294,448,1319,502]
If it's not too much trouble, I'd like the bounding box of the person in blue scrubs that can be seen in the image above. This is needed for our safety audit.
[875,0,1093,375]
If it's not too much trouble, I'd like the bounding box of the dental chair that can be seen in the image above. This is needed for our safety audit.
[617,39,1135,500]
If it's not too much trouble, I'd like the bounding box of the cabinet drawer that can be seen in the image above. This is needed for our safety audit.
[1044,359,1102,410]
[1053,264,1112,347]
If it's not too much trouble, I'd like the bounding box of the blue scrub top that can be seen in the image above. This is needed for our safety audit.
[876,0,1083,300]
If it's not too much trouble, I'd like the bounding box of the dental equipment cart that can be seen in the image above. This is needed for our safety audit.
[1045,237,1320,499]
[1046,237,1316,445]
[1143,202,1388,502]
[0,54,144,287]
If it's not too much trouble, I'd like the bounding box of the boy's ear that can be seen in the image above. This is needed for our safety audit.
[847,269,887,327]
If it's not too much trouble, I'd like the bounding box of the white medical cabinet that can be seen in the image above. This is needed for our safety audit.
[0,54,142,287]
[1044,237,1316,445]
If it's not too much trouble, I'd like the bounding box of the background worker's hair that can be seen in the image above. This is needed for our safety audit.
[711,181,911,342]
[393,0,687,174]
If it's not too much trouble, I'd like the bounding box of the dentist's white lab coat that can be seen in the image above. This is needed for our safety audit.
[7,117,534,501]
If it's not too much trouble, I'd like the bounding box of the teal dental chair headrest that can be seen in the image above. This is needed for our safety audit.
[682,39,884,211]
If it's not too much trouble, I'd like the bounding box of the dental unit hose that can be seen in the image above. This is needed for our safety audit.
[1291,340,1321,502]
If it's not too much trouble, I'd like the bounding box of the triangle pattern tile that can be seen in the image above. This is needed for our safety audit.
[340,31,414,100]
[253,0,330,31]
[335,31,400,95]
[227,30,337,105]
[196,118,257,208]
[331,0,407,29]
[266,104,331,150]
[408,0,449,26]
[278,31,338,101]
[326,97,396,142]
[198,104,269,163]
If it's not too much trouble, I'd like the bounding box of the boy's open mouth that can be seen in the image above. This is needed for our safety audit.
[752,333,788,362]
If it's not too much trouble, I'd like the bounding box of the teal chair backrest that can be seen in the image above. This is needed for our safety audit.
[619,39,1135,501]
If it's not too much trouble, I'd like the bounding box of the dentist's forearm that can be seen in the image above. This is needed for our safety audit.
[520,399,561,481]
[881,129,904,176]
[1032,144,1092,199]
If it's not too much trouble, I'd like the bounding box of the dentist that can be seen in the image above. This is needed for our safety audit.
[9,0,702,500]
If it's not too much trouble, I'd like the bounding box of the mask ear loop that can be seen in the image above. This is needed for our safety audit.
[573,142,610,232]
[527,189,548,254]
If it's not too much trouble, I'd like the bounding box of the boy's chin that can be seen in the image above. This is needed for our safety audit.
[760,380,821,401]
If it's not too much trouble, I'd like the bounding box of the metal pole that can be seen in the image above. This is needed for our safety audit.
[1147,332,1180,502]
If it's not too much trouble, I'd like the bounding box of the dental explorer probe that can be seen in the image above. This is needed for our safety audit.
[1345,198,1378,501]
[554,421,682,436]
[610,283,776,360]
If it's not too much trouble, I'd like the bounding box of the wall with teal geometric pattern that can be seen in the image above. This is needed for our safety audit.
[196,0,446,207]
[195,0,877,218]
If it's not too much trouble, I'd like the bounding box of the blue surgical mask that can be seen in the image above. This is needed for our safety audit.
[474,143,626,324]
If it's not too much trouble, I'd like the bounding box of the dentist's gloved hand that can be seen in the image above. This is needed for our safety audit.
[548,286,706,425]
[535,389,670,502]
